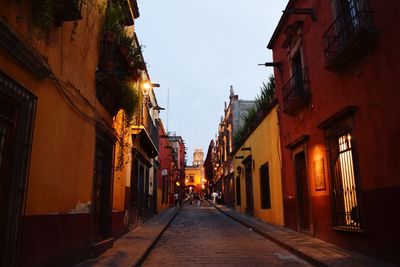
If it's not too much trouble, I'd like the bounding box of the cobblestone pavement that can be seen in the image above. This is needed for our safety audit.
[142,204,312,267]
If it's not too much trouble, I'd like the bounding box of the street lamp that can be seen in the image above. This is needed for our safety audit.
[142,81,160,93]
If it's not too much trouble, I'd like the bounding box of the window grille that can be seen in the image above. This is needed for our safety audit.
[0,71,37,267]
[326,117,362,230]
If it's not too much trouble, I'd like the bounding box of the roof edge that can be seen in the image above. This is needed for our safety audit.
[267,0,294,49]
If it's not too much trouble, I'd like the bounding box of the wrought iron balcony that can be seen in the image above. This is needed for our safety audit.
[282,68,309,116]
[96,38,124,116]
[132,106,159,157]
[145,107,160,150]
[323,1,378,71]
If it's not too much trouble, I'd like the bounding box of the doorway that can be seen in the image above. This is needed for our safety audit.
[92,132,113,242]
[295,151,311,231]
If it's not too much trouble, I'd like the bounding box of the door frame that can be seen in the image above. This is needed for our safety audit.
[291,145,313,235]
[91,127,115,243]
[243,156,254,216]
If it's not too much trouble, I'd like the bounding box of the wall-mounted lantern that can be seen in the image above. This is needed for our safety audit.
[237,166,242,176]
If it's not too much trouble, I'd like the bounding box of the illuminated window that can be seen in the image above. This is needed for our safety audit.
[325,116,361,230]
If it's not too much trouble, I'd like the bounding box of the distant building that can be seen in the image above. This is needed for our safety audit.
[203,140,216,194]
[193,148,204,167]
[213,86,256,206]
[168,133,186,199]
[185,149,205,194]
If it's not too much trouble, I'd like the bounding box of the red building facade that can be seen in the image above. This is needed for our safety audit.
[269,0,400,264]
[156,120,174,210]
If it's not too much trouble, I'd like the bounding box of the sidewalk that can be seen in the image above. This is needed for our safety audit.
[213,203,395,267]
[76,206,180,267]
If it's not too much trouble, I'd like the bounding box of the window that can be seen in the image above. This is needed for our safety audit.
[325,115,361,230]
[236,175,241,206]
[0,72,37,266]
[323,0,377,71]
[282,48,309,116]
[259,163,271,209]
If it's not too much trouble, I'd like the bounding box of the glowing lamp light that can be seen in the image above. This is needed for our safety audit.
[142,81,151,90]
[175,181,180,186]
[142,81,151,96]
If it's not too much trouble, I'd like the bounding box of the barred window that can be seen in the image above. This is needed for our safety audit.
[325,116,361,230]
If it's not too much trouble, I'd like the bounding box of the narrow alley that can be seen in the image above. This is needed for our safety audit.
[1,0,400,266]
[142,204,310,267]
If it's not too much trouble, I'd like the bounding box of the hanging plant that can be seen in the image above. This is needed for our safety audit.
[54,0,83,26]
[130,46,146,70]
[31,0,55,31]
[120,80,140,122]
[30,0,83,31]
[119,30,133,57]
[103,2,123,41]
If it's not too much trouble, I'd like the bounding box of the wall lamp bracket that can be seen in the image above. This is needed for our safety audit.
[258,62,282,71]
[283,8,316,21]
[241,147,251,151]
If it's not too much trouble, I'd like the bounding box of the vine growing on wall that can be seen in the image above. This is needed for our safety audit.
[29,0,84,32]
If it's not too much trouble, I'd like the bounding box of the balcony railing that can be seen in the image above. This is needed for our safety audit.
[145,107,160,150]
[96,38,124,116]
[282,68,309,116]
[323,1,378,71]
[133,106,159,154]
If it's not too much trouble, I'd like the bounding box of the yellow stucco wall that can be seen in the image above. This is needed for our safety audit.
[234,107,284,225]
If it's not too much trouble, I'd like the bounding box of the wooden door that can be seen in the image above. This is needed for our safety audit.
[92,133,113,241]
[295,152,311,231]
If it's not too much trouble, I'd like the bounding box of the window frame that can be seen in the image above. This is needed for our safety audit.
[259,162,272,210]
[322,109,363,231]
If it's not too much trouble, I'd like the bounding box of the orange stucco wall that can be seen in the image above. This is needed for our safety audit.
[0,0,131,215]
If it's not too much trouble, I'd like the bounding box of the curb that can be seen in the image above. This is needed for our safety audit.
[214,205,326,267]
[132,205,182,267]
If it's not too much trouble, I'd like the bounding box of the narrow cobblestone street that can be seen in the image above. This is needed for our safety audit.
[142,204,311,267]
